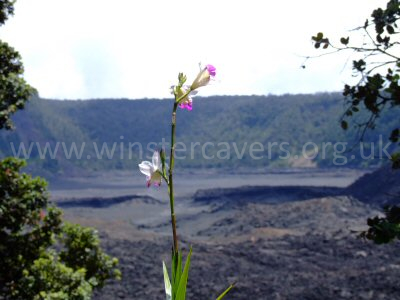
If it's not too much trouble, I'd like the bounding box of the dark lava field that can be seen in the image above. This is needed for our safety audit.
[53,167,400,299]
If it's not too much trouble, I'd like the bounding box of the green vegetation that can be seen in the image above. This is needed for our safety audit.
[0,158,120,298]
[312,0,400,168]
[0,1,120,298]
[0,93,398,175]
[312,0,400,244]
[0,0,35,130]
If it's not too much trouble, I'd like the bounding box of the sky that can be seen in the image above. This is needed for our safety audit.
[0,0,384,100]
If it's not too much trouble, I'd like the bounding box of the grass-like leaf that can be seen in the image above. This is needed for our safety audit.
[216,282,236,300]
[163,261,172,300]
[172,251,183,298]
[175,247,192,300]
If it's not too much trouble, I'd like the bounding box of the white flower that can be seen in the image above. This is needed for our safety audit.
[138,151,162,187]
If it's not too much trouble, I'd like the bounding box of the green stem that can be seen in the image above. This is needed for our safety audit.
[169,102,179,254]
[167,86,193,254]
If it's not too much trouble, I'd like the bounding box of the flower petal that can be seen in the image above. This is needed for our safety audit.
[206,64,216,77]
[179,97,193,111]
[185,102,193,111]
[151,171,162,186]
[138,161,152,176]
[152,151,161,170]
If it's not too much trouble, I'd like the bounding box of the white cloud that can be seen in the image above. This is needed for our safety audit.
[0,0,384,99]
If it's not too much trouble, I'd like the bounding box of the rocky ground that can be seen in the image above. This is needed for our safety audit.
[345,164,400,206]
[52,169,400,299]
[95,230,400,299]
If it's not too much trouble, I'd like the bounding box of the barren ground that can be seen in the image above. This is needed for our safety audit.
[49,169,400,300]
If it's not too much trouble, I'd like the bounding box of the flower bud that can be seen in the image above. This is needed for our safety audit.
[190,64,216,90]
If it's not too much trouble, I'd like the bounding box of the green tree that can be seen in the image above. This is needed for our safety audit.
[0,158,120,299]
[311,0,400,243]
[0,1,120,298]
[0,0,35,130]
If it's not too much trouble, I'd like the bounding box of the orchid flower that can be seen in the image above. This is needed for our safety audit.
[190,64,216,90]
[176,86,197,111]
[138,151,162,187]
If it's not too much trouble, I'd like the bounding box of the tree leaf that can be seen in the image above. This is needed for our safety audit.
[341,120,348,130]
[390,128,399,143]
[387,24,395,34]
[340,37,349,45]
[312,32,324,42]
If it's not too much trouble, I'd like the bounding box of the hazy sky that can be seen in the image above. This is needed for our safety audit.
[0,0,383,100]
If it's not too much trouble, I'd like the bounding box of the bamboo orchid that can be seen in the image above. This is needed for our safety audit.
[138,64,233,299]
[138,151,163,187]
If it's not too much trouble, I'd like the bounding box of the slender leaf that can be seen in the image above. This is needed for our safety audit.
[171,251,177,299]
[171,251,176,286]
[172,250,183,299]
[163,261,172,300]
[216,282,236,300]
[175,247,192,300]
[177,252,183,283]
[174,251,183,297]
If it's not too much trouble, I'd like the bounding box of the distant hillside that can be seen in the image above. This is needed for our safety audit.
[346,164,400,206]
[0,93,398,176]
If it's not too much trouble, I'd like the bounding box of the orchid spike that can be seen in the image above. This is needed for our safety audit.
[138,151,162,187]
[190,64,216,90]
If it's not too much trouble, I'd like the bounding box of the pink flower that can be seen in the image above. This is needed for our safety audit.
[138,151,162,187]
[190,64,216,90]
[179,100,192,111]
[176,86,195,111]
